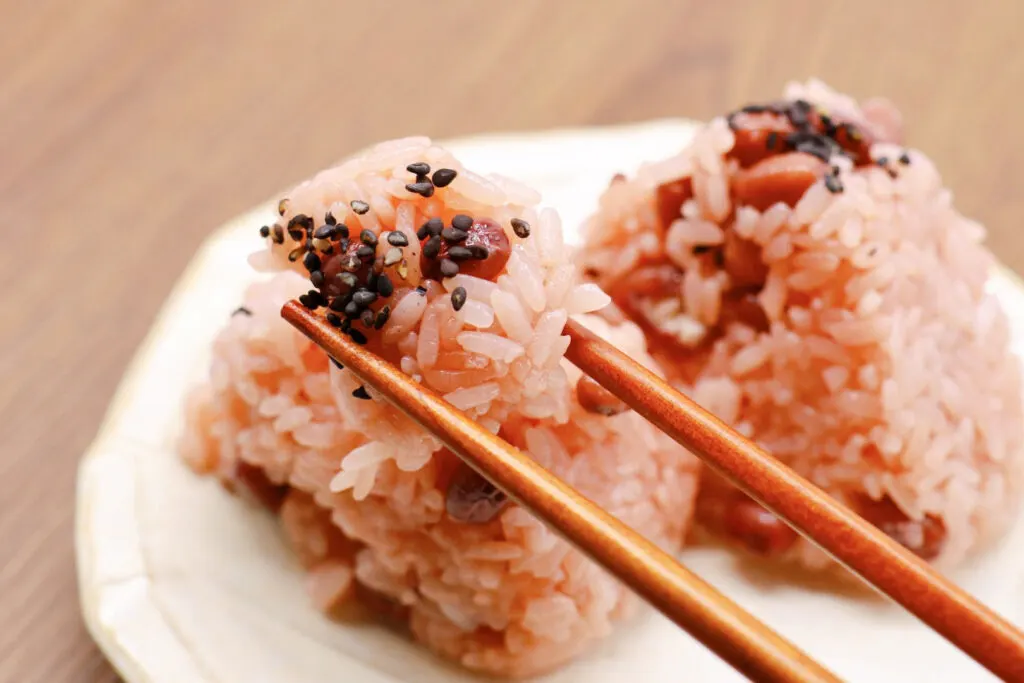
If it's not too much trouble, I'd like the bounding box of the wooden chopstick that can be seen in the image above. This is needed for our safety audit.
[282,301,840,683]
[564,319,1024,682]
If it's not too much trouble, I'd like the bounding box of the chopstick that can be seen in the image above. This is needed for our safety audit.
[282,301,840,683]
[563,319,1024,682]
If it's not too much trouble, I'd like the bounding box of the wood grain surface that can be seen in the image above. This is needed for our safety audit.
[2,2,1022,681]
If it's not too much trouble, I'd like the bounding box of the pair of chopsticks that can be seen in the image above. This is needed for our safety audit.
[283,301,1024,682]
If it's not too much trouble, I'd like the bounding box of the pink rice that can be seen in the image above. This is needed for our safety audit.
[578,80,1024,569]
[181,137,699,678]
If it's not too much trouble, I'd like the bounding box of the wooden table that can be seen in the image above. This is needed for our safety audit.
[3,2,1022,681]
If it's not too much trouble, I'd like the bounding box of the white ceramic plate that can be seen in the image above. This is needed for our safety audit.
[77,120,1024,683]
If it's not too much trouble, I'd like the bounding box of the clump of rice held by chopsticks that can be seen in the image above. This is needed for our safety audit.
[181,136,700,677]
[578,79,1024,570]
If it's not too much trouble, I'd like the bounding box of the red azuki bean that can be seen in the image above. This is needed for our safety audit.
[733,152,828,211]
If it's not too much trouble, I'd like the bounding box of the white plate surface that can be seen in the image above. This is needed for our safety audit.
[77,120,1024,683]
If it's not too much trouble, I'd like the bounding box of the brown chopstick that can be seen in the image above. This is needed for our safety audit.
[564,319,1024,682]
[282,301,840,683]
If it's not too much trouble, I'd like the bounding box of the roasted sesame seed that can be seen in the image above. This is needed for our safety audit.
[337,272,358,289]
[353,290,378,306]
[432,168,458,187]
[451,214,473,231]
[344,301,361,318]
[278,198,289,216]
[352,386,371,399]
[348,328,368,345]
[824,174,843,194]
[510,218,531,239]
[360,309,375,327]
[468,244,489,260]
[287,246,304,262]
[314,225,336,240]
[312,238,330,253]
[451,287,467,311]
[326,312,342,327]
[898,152,911,165]
[376,273,394,297]
[423,235,442,259]
[448,246,472,261]
[387,231,409,247]
[356,244,376,258]
[442,227,468,243]
[407,162,431,175]
[887,168,898,179]
[259,225,270,238]
[360,229,378,246]
[350,200,370,215]
[303,251,322,273]
[374,306,390,329]
[272,225,285,244]
[406,181,434,197]
[232,306,252,317]
[383,247,403,267]
[330,357,344,370]
[397,260,409,280]
[440,259,459,278]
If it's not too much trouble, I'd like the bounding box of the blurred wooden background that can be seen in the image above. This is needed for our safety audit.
[3,1,1023,680]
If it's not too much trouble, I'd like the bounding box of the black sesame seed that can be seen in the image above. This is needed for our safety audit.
[336,224,350,239]
[448,246,472,261]
[259,225,270,238]
[406,181,434,197]
[692,245,712,255]
[423,235,442,259]
[426,217,444,236]
[416,285,428,295]
[356,244,376,258]
[329,296,348,312]
[824,174,844,194]
[313,225,336,240]
[303,251,322,273]
[344,301,361,318]
[407,162,431,176]
[352,386,371,399]
[877,156,889,166]
[337,272,358,289]
[287,226,304,241]
[350,200,369,215]
[451,287,467,311]
[353,290,378,306]
[298,294,316,309]
[305,290,326,307]
[374,305,390,329]
[766,131,778,150]
[325,212,337,226]
[387,232,409,247]
[365,272,378,290]
[330,357,344,370]
[348,328,368,345]
[326,312,343,327]
[898,152,911,165]
[451,214,473,231]
[416,225,430,240]
[272,225,285,244]
[442,227,468,243]
[432,168,458,187]
[440,259,459,278]
[377,273,394,297]
[468,244,489,260]
[360,308,375,327]
[360,229,378,246]
[340,317,351,333]
[232,306,252,317]
[510,218,531,239]
[383,247,403,266]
